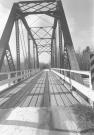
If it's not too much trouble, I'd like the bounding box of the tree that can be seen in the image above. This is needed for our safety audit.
[76,46,90,71]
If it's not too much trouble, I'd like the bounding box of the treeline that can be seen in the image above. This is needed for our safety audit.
[76,46,91,71]
[1,46,93,72]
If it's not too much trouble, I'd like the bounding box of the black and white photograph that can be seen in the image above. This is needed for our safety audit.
[0,0,94,134]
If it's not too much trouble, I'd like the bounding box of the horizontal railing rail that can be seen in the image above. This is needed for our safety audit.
[51,68,94,107]
[0,69,40,90]
[52,68,91,88]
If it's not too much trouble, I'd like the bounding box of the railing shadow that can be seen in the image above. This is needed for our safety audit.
[1,105,94,134]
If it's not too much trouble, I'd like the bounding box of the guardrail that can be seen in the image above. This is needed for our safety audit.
[51,68,94,107]
[0,69,40,89]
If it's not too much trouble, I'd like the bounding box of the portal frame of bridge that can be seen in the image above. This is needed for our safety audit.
[0,0,81,82]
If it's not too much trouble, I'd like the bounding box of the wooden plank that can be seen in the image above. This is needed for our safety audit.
[54,83,72,106]
[34,87,40,94]
[36,95,43,107]
[49,86,53,93]
[49,82,58,106]
[50,95,57,106]
[72,91,89,106]
[22,96,32,107]
[9,87,22,94]
[0,72,43,108]
[64,83,71,91]
[29,95,38,106]
[66,93,79,105]
[30,86,37,94]
[55,95,65,106]
[61,94,72,106]
[39,85,44,94]
[42,72,50,107]
[0,98,9,105]
[36,73,46,107]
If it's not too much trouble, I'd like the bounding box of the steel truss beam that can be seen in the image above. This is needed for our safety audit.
[30,26,53,57]
[18,0,57,18]
[57,1,80,70]
[38,47,51,52]
[36,39,51,46]
[30,26,52,38]
[51,19,57,67]
[18,0,56,4]
[23,11,56,16]
[35,38,51,40]
[0,0,82,78]
[0,4,17,71]
[58,19,63,68]
[27,33,31,69]
[57,0,83,83]
[15,19,20,71]
[54,31,57,68]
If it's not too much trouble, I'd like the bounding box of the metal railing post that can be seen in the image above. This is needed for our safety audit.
[21,71,23,80]
[69,71,73,93]
[88,72,94,107]
[24,70,26,79]
[15,71,18,84]
[89,72,92,89]
[8,73,11,87]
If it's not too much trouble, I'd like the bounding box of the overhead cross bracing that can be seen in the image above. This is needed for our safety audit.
[30,26,53,55]
[16,0,57,65]
[18,0,57,16]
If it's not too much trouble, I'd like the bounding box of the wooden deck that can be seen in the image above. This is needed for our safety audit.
[0,70,94,135]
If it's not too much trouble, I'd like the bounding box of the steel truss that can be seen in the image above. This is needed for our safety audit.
[30,26,53,56]
[0,0,82,83]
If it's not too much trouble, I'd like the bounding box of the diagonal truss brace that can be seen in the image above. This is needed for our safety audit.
[0,4,17,71]
[51,19,57,67]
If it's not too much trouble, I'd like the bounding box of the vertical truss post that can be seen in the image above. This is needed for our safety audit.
[51,19,57,68]
[33,42,36,69]
[58,19,63,68]
[54,31,57,68]
[15,19,20,71]
[53,36,55,67]
[53,39,55,67]
[36,46,39,68]
[51,42,54,68]
[27,32,31,69]
[34,43,39,69]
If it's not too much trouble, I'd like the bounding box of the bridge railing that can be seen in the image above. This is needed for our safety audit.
[52,68,94,107]
[52,68,91,88]
[0,69,40,91]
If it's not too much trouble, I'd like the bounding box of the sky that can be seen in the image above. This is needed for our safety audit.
[62,0,94,51]
[0,0,94,64]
